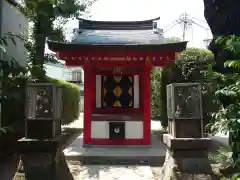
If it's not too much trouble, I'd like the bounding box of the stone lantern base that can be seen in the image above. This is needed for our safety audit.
[13,138,72,180]
[160,134,216,180]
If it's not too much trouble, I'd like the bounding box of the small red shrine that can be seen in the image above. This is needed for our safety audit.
[47,17,187,146]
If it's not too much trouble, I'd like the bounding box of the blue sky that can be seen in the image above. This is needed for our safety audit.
[65,0,212,48]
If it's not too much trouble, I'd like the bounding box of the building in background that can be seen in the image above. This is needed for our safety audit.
[45,62,84,112]
[44,62,66,80]
[44,62,84,91]
[0,0,28,127]
[0,0,28,66]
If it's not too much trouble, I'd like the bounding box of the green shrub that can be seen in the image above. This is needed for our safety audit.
[151,48,219,131]
[47,78,80,125]
[1,76,28,127]
[2,76,80,127]
[151,68,168,128]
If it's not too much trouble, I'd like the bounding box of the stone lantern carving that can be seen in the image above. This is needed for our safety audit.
[25,83,62,139]
[161,83,213,180]
[167,83,203,138]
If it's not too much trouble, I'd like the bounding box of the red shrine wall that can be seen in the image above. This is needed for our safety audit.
[83,66,150,145]
[54,46,185,145]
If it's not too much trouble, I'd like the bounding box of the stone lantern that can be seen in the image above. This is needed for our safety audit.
[13,83,64,180]
[161,83,213,180]
[25,83,62,139]
[166,83,203,138]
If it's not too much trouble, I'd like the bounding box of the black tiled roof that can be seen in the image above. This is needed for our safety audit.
[48,40,188,52]
[78,17,160,30]
[71,29,165,45]
[47,17,188,51]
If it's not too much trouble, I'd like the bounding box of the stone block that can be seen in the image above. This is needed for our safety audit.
[160,134,215,180]
[169,119,202,138]
[13,138,61,180]
[163,134,211,150]
[160,149,215,180]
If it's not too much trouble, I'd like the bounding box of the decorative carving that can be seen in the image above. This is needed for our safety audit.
[35,87,53,118]
[114,127,120,133]
[25,83,63,139]
[167,83,202,119]
[166,83,203,138]
[174,85,201,118]
[113,67,123,75]
[102,75,133,108]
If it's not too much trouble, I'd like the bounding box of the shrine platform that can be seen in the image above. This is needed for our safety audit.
[63,132,166,166]
[62,113,166,165]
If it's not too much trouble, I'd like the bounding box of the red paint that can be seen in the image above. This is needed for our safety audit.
[62,48,179,145]
[83,62,92,144]
[91,114,144,121]
[92,72,97,112]
[58,50,176,67]
[143,66,152,145]
[139,69,144,111]
[92,108,143,114]
[50,41,186,146]
[93,69,142,76]
[88,138,150,145]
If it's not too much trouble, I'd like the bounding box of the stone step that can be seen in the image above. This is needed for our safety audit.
[65,155,165,166]
[64,132,166,166]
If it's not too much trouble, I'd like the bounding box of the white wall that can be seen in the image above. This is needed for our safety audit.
[91,121,143,139]
[44,63,66,80]
[45,63,85,82]
[1,0,28,67]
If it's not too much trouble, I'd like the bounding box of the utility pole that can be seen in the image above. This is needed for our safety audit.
[162,12,211,44]
[180,12,190,41]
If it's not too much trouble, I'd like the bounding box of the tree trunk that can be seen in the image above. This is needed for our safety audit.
[203,0,240,36]
[203,0,240,74]
[31,14,52,80]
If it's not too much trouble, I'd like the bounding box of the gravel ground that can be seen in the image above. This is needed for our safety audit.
[67,160,162,180]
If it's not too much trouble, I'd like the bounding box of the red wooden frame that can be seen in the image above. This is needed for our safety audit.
[143,66,152,145]
[57,50,177,67]
[48,40,187,146]
[83,61,92,144]
[82,64,151,145]
[62,48,180,145]
[88,139,150,145]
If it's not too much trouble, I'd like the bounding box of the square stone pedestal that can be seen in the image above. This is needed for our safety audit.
[13,138,71,180]
[160,134,216,180]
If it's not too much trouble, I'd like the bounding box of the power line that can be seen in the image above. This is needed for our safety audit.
[190,16,208,25]
[162,20,178,31]
[162,12,211,42]
[163,21,179,33]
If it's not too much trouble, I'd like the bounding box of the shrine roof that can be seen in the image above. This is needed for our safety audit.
[47,17,187,52]
[77,17,160,30]
[70,29,165,45]
[48,40,187,52]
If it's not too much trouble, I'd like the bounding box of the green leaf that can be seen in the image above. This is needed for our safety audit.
[1,37,8,46]
[9,36,16,45]
[0,44,6,53]
[224,60,240,69]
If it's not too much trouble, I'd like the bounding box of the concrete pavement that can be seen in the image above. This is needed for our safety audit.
[63,113,164,180]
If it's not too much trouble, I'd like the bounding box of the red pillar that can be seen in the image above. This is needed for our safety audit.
[143,66,152,145]
[83,62,93,145]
